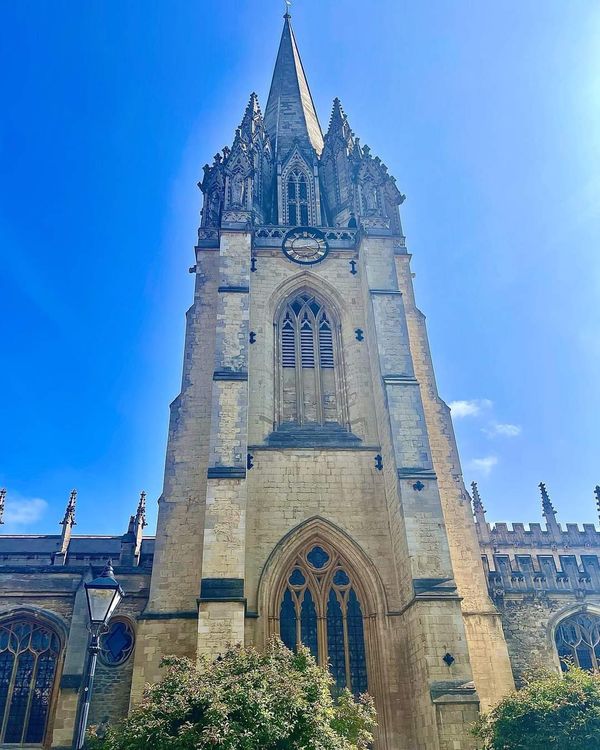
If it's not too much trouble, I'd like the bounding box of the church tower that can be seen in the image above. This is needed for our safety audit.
[131,14,514,749]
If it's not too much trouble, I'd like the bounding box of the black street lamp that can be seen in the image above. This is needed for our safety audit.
[73,560,124,749]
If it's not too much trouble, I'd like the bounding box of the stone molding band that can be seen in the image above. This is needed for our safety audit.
[207,467,247,479]
[212,370,248,381]
[369,289,403,295]
[397,469,437,480]
[217,286,250,293]
[199,577,245,602]
[137,611,199,621]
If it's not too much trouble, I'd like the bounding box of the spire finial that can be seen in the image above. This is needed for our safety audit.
[539,482,556,518]
[136,490,148,529]
[595,486,600,522]
[284,0,291,19]
[471,481,485,514]
[60,489,77,528]
[0,489,6,525]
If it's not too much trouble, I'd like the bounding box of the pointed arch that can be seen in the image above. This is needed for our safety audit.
[258,517,387,697]
[0,607,65,745]
[273,287,349,427]
[279,148,319,226]
[549,604,600,673]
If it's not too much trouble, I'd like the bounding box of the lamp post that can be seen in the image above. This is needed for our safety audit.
[73,560,124,750]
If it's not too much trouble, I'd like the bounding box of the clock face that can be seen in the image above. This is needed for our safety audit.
[282,227,329,265]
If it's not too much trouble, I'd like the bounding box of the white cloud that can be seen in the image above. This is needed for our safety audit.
[4,496,48,529]
[484,422,522,438]
[466,456,498,477]
[449,399,493,418]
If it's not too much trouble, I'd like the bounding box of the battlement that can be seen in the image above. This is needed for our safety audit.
[486,521,600,547]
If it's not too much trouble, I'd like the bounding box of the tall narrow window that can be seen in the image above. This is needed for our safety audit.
[278,293,342,426]
[0,618,61,745]
[286,169,310,226]
[277,543,368,696]
[555,612,600,672]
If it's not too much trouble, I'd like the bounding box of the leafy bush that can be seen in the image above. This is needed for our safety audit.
[474,666,600,749]
[87,638,376,750]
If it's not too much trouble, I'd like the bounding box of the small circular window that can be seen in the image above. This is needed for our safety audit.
[99,619,135,667]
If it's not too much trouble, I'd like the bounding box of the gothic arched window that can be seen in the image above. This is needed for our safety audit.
[555,612,600,672]
[0,618,61,744]
[278,543,368,696]
[278,293,344,426]
[286,169,310,226]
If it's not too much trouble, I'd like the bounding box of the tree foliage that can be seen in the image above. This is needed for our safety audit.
[87,639,376,750]
[473,666,600,750]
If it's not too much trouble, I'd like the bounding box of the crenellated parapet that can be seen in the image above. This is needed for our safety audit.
[471,482,600,599]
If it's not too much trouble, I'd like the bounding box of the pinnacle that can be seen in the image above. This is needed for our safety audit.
[327,97,346,131]
[470,481,485,514]
[60,489,77,528]
[539,482,556,517]
[239,92,263,140]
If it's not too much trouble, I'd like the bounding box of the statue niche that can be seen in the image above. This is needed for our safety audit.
[230,170,246,208]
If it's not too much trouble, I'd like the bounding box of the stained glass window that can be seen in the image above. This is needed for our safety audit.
[278,294,342,426]
[277,543,369,696]
[99,619,135,667]
[555,613,600,672]
[0,618,61,744]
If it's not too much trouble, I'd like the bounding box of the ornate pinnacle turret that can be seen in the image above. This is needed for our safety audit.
[539,482,555,518]
[595,486,600,523]
[471,482,484,513]
[123,491,148,567]
[60,489,77,529]
[540,482,561,540]
[0,489,5,525]
[55,489,77,564]
[136,491,148,529]
[324,97,354,148]
[470,482,490,542]
[239,92,263,141]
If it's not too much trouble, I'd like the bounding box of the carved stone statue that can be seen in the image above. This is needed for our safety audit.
[230,171,245,207]
[362,179,378,212]
[207,191,221,226]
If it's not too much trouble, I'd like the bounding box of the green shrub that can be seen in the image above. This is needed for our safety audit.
[474,666,600,750]
[88,638,376,750]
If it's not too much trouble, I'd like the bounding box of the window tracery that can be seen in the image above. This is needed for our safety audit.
[0,618,61,745]
[555,612,600,671]
[277,293,343,426]
[278,543,368,695]
[99,618,135,667]
[286,169,310,225]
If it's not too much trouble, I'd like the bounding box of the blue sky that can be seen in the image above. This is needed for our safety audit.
[1,1,599,536]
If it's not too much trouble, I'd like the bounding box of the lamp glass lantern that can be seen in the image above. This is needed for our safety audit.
[84,561,124,629]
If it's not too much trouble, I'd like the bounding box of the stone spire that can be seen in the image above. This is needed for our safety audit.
[263,12,324,157]
[540,482,561,540]
[55,489,77,564]
[595,486,600,525]
[470,482,490,543]
[0,489,5,525]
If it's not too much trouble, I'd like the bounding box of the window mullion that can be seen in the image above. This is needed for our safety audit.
[313,317,323,424]
[0,650,17,742]
[294,314,303,424]
[21,646,40,744]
